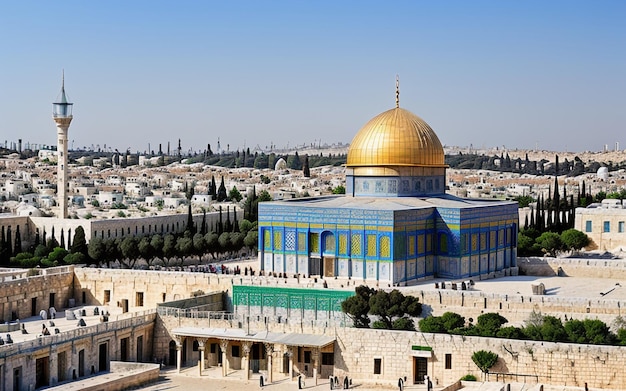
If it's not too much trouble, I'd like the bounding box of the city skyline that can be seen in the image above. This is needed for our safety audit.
[1,1,625,154]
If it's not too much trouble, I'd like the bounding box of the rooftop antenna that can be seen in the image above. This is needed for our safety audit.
[395,75,400,108]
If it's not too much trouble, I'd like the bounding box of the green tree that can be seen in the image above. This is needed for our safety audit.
[84,236,102,264]
[539,315,568,342]
[476,313,508,337]
[368,289,422,330]
[217,176,228,202]
[471,350,498,378]
[193,233,206,263]
[70,226,88,256]
[162,234,177,266]
[150,234,164,264]
[496,326,525,339]
[535,231,563,257]
[418,316,446,333]
[229,186,243,202]
[138,236,155,265]
[218,232,232,256]
[341,285,375,328]
[243,230,258,253]
[120,236,140,268]
[332,185,346,194]
[258,190,272,202]
[441,312,466,332]
[560,229,590,253]
[46,247,69,265]
[176,236,193,265]
[514,195,535,208]
[63,252,85,264]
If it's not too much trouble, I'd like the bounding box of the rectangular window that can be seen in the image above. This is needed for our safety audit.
[604,221,610,233]
[304,351,311,364]
[619,222,625,233]
[373,358,382,374]
[445,354,452,369]
[104,290,111,304]
[136,292,144,307]
[210,343,217,354]
[232,346,240,358]
[321,352,334,366]
[585,221,592,233]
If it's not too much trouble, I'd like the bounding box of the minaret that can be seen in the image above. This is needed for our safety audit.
[52,72,73,219]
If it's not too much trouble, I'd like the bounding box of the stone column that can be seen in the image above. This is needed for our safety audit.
[49,347,59,386]
[242,341,252,381]
[220,339,229,377]
[265,343,274,384]
[286,347,294,381]
[312,348,319,386]
[198,338,207,376]
[175,337,183,373]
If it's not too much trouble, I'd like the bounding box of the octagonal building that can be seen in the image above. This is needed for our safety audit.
[258,91,519,284]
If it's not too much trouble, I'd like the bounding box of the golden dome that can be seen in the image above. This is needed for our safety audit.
[346,107,445,168]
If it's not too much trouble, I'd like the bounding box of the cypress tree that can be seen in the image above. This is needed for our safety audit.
[233,208,240,233]
[224,206,232,233]
[14,226,21,255]
[186,203,194,233]
[200,210,207,235]
[217,176,227,202]
[0,226,8,265]
[6,227,12,257]
[303,155,311,178]
[218,206,224,235]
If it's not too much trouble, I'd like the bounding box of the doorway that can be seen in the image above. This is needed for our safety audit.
[99,342,108,372]
[31,297,37,317]
[35,356,50,388]
[413,357,427,384]
[168,340,177,366]
[323,257,335,277]
[78,349,85,377]
[309,257,322,276]
[120,337,129,361]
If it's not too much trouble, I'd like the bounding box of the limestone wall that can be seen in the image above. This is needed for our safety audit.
[0,311,156,390]
[73,268,233,312]
[519,257,626,279]
[0,266,74,322]
[333,328,625,390]
[154,316,626,389]
[413,288,626,327]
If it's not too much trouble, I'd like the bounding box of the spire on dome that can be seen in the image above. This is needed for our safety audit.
[395,75,400,108]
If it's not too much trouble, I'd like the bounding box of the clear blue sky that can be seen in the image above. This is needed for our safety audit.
[1,1,625,154]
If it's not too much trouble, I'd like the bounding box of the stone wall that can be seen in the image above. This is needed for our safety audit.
[0,266,74,322]
[73,268,233,312]
[155,316,626,389]
[0,311,156,390]
[46,362,160,391]
[519,256,626,279]
[413,288,625,327]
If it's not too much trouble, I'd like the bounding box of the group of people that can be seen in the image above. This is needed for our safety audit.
[0,334,13,345]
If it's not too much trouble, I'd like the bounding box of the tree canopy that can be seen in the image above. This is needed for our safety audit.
[342,286,422,330]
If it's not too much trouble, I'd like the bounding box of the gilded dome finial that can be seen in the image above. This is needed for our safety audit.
[395,75,400,108]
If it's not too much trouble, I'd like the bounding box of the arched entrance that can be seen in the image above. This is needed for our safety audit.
[168,340,176,366]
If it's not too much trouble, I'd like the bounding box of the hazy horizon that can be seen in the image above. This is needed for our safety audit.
[1,1,625,154]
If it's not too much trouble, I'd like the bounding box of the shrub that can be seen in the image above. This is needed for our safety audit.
[461,374,477,381]
[471,350,498,374]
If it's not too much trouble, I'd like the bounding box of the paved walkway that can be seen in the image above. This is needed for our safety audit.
[132,367,406,391]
